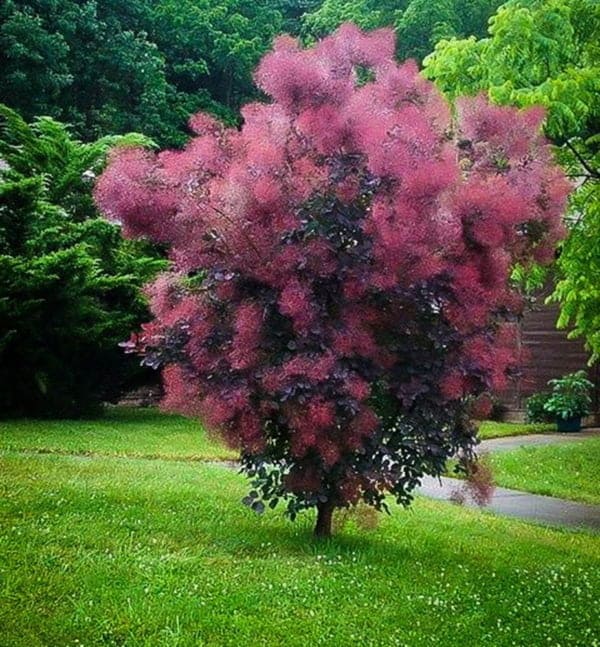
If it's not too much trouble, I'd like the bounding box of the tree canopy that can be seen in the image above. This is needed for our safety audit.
[423,0,599,142]
[96,26,569,536]
[302,0,503,62]
[0,0,284,146]
[1,0,510,146]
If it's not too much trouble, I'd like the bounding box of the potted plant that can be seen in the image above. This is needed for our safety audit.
[542,371,594,432]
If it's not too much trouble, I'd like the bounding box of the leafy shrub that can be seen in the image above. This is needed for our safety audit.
[0,105,164,417]
[543,370,594,420]
[525,392,553,423]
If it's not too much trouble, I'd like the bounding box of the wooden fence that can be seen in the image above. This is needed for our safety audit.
[498,299,600,420]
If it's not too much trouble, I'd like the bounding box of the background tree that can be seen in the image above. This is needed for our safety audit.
[0,0,505,146]
[423,0,600,360]
[148,0,283,129]
[0,0,177,144]
[96,26,569,537]
[0,105,165,417]
[302,0,503,62]
[552,157,600,363]
[0,0,285,146]
[274,0,323,34]
[302,0,398,38]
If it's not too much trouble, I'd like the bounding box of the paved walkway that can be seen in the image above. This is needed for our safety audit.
[417,475,600,531]
[479,428,600,453]
[416,428,600,531]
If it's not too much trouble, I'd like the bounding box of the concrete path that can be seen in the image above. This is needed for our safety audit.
[428,427,600,531]
[479,428,600,453]
[417,475,600,532]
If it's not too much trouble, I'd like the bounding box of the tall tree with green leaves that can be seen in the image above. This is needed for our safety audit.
[0,105,165,417]
[0,0,179,144]
[303,0,399,38]
[302,0,502,62]
[148,0,283,126]
[552,150,600,363]
[274,0,323,34]
[424,0,600,361]
[0,1,284,146]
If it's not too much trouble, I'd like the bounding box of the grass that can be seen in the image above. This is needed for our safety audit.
[489,437,600,505]
[477,420,556,440]
[0,406,236,461]
[0,406,554,461]
[1,450,599,647]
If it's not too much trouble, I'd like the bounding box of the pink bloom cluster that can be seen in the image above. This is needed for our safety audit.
[96,24,569,507]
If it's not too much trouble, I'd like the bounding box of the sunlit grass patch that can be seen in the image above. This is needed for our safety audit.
[0,406,235,461]
[489,438,600,505]
[477,420,555,439]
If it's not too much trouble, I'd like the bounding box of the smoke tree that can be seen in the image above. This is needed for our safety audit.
[96,25,569,537]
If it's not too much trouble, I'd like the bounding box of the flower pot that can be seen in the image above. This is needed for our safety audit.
[556,416,582,433]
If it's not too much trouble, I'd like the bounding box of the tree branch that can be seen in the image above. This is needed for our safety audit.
[565,140,600,180]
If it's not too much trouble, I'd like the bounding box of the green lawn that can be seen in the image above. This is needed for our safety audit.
[489,438,600,505]
[0,450,598,647]
[477,420,556,440]
[0,407,554,463]
[0,406,236,461]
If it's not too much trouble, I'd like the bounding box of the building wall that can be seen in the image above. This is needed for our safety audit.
[499,300,600,419]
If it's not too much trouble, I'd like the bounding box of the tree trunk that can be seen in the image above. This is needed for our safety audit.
[314,500,334,539]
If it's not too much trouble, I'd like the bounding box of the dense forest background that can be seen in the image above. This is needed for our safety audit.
[1,0,598,417]
[0,0,504,146]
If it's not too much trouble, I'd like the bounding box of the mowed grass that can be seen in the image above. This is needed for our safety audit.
[1,451,599,647]
[489,437,600,505]
[477,420,556,439]
[0,406,236,461]
[0,407,554,463]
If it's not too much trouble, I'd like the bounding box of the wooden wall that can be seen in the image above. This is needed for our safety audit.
[499,299,600,418]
